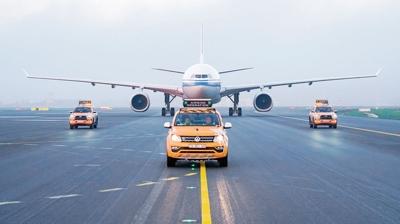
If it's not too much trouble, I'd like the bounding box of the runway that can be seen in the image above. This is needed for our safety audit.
[0,107,399,224]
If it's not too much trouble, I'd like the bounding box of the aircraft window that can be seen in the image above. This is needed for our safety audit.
[201,74,208,78]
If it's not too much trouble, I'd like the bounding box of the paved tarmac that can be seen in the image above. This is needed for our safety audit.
[0,107,399,224]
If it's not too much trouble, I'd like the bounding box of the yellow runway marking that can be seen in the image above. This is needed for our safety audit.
[200,161,212,224]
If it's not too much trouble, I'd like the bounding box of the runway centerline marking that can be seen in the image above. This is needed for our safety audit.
[47,194,81,199]
[200,161,212,224]
[0,201,22,206]
[277,115,400,137]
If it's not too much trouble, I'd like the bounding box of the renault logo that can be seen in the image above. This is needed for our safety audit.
[194,136,201,142]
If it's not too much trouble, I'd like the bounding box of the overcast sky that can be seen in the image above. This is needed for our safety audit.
[0,0,399,107]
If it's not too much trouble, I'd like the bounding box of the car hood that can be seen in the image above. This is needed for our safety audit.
[171,126,224,136]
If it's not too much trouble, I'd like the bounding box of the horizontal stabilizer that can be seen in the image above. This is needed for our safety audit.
[152,68,184,74]
[219,67,254,74]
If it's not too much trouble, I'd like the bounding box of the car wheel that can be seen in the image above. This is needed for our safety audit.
[333,125,337,129]
[219,156,228,167]
[170,107,175,116]
[161,107,166,116]
[238,107,242,117]
[70,125,74,129]
[313,124,317,129]
[167,156,176,167]
[90,124,94,129]
[228,107,233,116]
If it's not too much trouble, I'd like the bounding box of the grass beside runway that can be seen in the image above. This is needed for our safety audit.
[338,108,400,120]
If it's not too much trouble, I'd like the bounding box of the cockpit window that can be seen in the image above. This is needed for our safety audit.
[192,74,209,79]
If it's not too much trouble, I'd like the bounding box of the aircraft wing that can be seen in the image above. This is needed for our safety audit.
[25,71,183,97]
[220,70,380,97]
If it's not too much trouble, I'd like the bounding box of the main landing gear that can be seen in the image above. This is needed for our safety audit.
[227,93,242,117]
[161,93,176,117]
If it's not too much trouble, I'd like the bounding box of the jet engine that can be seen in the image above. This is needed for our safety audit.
[130,93,150,112]
[253,92,273,112]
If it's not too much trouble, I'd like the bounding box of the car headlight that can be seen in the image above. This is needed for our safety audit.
[87,115,93,119]
[213,135,224,143]
[332,114,337,120]
[69,115,74,119]
[171,134,181,142]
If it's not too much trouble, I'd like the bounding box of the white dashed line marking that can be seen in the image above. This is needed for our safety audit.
[98,188,126,193]
[47,194,81,199]
[24,143,38,146]
[101,147,113,150]
[53,145,66,147]
[136,181,158,187]
[162,177,179,181]
[184,172,198,177]
[182,219,197,223]
[0,201,22,206]
[142,150,152,153]
[73,164,100,167]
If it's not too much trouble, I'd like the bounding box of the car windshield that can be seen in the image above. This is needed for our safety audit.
[73,107,92,113]
[175,113,220,126]
[316,107,333,112]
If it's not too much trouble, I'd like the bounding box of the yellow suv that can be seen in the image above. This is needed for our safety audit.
[164,107,232,167]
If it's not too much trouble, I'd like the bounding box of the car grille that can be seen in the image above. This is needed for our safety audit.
[181,136,215,142]
[75,116,87,120]
[320,115,332,119]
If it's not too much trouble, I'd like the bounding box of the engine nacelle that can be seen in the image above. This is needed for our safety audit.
[130,93,150,112]
[253,92,273,112]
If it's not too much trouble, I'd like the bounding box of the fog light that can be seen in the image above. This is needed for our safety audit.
[171,146,180,152]
[215,146,224,152]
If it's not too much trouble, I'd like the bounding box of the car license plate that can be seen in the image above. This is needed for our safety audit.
[188,144,206,149]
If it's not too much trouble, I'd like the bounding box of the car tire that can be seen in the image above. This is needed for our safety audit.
[333,125,337,129]
[167,156,176,167]
[219,156,228,167]
[90,124,94,129]
[161,108,166,117]
[228,107,233,116]
[170,107,175,116]
[94,119,98,128]
[238,107,242,117]
[70,125,74,129]
[313,124,317,129]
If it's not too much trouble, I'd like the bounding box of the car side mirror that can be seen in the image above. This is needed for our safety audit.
[69,111,72,114]
[164,122,171,128]
[224,122,232,129]
[93,111,97,113]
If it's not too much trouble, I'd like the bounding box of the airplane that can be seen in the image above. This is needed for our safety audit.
[25,29,379,117]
